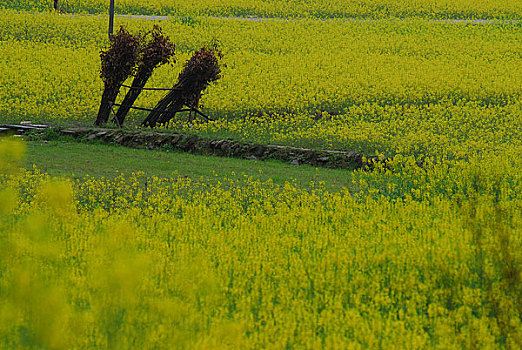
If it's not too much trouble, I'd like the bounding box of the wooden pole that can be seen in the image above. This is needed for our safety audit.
[108,0,115,41]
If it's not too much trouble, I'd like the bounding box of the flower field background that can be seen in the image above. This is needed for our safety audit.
[1,3,522,349]
[1,10,521,157]
[2,0,522,19]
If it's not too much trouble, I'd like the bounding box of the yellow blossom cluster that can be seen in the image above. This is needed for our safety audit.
[2,0,522,19]
[1,138,521,348]
[0,11,520,159]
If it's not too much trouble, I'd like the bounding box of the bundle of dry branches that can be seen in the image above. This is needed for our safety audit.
[94,26,141,126]
[114,25,175,127]
[142,43,223,127]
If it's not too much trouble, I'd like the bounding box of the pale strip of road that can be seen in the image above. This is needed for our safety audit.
[62,13,521,25]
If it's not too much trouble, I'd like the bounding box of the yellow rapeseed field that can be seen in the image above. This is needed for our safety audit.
[1,137,521,348]
[1,3,521,348]
[0,10,521,157]
[2,0,522,19]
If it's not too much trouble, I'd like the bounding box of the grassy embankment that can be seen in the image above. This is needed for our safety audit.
[25,140,352,190]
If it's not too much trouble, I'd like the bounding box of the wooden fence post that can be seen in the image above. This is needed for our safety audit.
[109,0,115,41]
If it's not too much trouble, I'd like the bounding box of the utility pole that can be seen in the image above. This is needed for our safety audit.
[108,0,115,41]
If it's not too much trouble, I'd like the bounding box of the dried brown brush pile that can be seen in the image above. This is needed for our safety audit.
[95,26,141,126]
[114,25,175,127]
[142,43,224,127]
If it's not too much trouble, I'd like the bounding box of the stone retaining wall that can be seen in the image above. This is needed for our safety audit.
[1,124,378,170]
